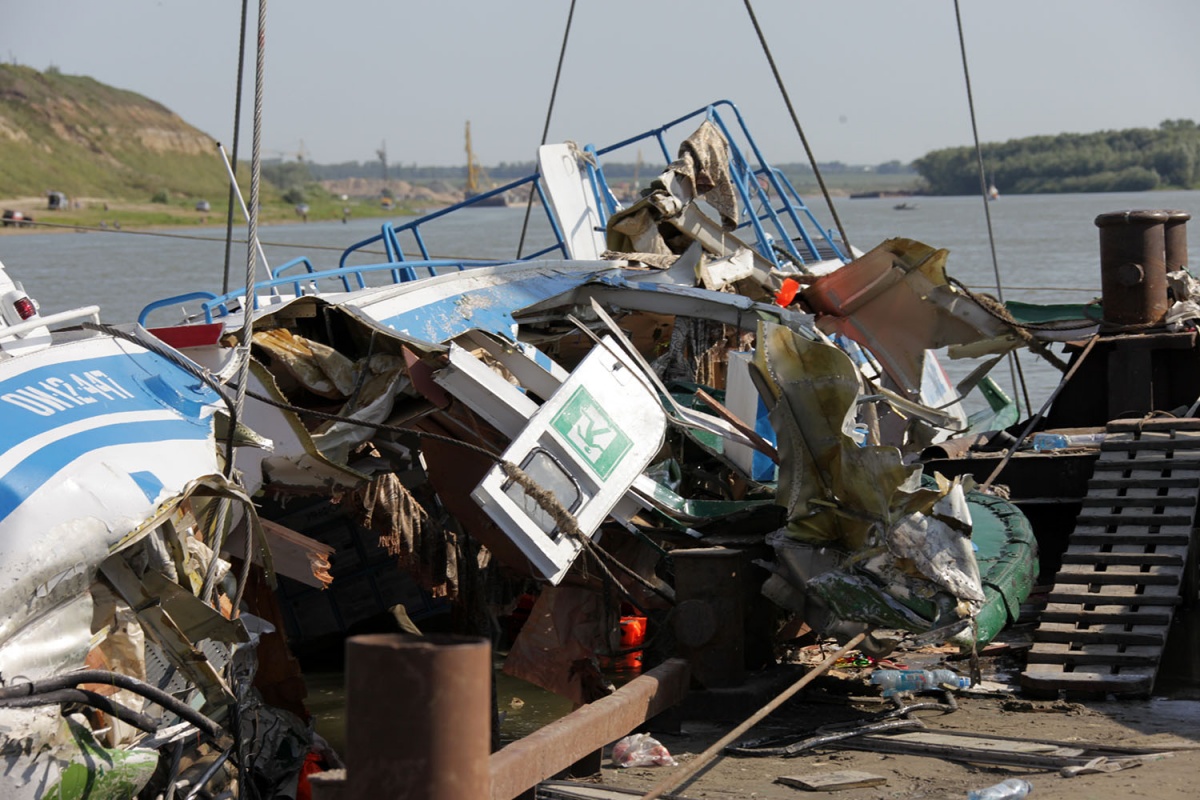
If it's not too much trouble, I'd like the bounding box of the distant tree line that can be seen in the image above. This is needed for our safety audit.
[914,120,1200,195]
[301,159,915,184]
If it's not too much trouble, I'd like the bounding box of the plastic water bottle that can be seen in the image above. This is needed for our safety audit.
[1032,432,1106,451]
[967,778,1032,800]
[1031,432,1068,451]
[869,668,970,696]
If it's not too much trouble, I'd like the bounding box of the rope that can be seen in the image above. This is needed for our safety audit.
[517,0,577,259]
[222,0,250,295]
[227,0,265,486]
[953,0,1027,416]
[743,0,852,255]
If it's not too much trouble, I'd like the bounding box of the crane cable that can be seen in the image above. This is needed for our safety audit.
[516,0,577,259]
[222,0,250,296]
[954,0,1031,416]
[743,0,852,256]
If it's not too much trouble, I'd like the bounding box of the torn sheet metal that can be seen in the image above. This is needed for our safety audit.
[182,348,365,494]
[754,321,992,645]
[471,336,668,584]
[802,238,1016,399]
[339,260,629,344]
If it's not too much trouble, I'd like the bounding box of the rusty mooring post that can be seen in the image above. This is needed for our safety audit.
[325,634,492,800]
[1095,209,1170,326]
[672,547,745,688]
[1166,209,1191,272]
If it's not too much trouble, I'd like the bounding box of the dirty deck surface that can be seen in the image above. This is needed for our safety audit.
[586,691,1200,799]
[559,629,1200,800]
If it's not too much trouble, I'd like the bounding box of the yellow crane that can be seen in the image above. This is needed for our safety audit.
[463,121,508,206]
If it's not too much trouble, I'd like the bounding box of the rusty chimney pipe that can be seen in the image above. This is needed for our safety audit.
[1165,209,1191,272]
[1095,209,1169,326]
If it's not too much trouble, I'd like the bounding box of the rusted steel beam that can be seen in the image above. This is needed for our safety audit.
[340,634,492,800]
[489,658,690,800]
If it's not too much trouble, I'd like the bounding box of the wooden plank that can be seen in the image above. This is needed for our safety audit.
[1075,512,1195,526]
[1020,666,1154,695]
[1070,531,1192,546]
[775,771,888,792]
[538,782,694,800]
[1046,591,1181,606]
[1061,551,1185,567]
[1032,623,1167,646]
[1039,605,1173,625]
[1108,418,1200,432]
[1051,568,1181,586]
[1093,457,1200,471]
[1087,477,1199,490]
[884,732,1076,754]
[1103,437,1200,452]
[1079,495,1196,508]
[1026,643,1162,667]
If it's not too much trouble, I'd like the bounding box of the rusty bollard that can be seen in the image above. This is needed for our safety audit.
[1095,209,1170,326]
[313,634,491,800]
[1166,209,1191,272]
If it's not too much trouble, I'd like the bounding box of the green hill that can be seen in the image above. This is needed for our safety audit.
[0,64,251,203]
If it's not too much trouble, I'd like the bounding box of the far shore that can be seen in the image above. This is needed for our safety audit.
[0,195,425,237]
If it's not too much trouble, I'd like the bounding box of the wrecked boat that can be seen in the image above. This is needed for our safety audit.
[137,102,1038,656]
[0,101,1057,796]
[0,260,286,796]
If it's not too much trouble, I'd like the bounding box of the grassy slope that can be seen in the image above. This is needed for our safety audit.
[0,65,422,228]
[0,64,250,202]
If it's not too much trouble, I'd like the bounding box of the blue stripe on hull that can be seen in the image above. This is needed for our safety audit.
[0,351,217,453]
[0,418,212,525]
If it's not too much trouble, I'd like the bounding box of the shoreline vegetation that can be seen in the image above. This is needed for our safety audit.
[3,64,1196,240]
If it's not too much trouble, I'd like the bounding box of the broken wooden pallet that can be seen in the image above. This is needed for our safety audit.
[1021,418,1199,696]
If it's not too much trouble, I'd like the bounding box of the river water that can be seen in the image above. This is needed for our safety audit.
[3,189,1199,409]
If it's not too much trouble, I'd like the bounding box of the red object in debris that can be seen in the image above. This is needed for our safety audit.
[295,751,324,800]
[619,615,647,648]
[147,323,225,349]
[775,278,801,307]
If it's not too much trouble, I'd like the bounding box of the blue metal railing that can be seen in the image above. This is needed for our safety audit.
[140,101,848,328]
[337,100,847,271]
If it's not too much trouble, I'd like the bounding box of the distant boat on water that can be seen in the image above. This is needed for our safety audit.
[988,180,1000,200]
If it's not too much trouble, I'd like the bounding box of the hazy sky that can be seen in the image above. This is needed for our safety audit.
[5,1,1200,168]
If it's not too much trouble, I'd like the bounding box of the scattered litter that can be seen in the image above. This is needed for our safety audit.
[838,728,1176,772]
[775,769,888,791]
[869,668,969,696]
[966,778,1032,800]
[1059,752,1174,777]
[611,733,678,768]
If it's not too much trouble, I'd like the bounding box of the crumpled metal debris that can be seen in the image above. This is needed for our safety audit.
[753,321,986,643]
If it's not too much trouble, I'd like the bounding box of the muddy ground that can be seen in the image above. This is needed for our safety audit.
[574,640,1200,800]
